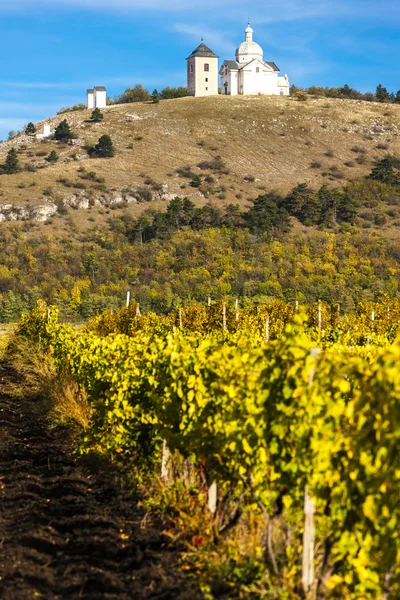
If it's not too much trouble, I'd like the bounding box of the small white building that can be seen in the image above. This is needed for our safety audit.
[186,41,219,97]
[87,86,107,109]
[36,124,52,139]
[220,24,289,96]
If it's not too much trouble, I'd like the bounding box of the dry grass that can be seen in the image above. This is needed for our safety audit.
[0,95,399,216]
[6,335,92,429]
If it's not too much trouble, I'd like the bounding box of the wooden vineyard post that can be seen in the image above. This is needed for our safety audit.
[223,303,227,332]
[179,307,183,328]
[235,298,239,321]
[302,347,321,599]
[337,303,340,322]
[136,303,141,317]
[265,315,270,342]
[126,291,131,308]
[295,300,299,312]
[208,481,218,515]
[208,296,211,307]
[317,303,322,330]
[302,486,316,597]
[161,440,172,485]
[47,308,51,323]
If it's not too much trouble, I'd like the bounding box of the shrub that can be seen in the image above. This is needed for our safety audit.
[91,108,104,122]
[310,161,323,169]
[57,104,86,114]
[295,91,308,101]
[25,122,36,135]
[54,119,73,142]
[324,150,334,158]
[88,135,115,158]
[115,84,151,104]
[46,150,59,163]
[2,148,19,174]
[190,175,202,188]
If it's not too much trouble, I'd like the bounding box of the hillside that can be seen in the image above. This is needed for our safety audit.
[0,94,399,226]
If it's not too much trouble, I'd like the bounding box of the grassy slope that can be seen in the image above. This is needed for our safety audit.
[0,95,398,216]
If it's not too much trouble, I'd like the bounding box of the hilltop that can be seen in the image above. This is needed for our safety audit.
[0,94,399,227]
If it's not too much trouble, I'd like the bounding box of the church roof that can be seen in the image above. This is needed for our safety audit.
[222,60,240,70]
[94,86,107,91]
[265,62,280,71]
[187,42,218,59]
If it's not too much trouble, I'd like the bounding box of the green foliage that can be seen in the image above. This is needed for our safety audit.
[244,194,292,235]
[151,89,160,104]
[160,86,187,100]
[25,122,36,135]
[91,107,104,122]
[57,104,86,115]
[189,174,202,188]
[369,155,400,187]
[54,119,73,142]
[17,300,400,597]
[46,150,59,163]
[115,84,151,104]
[88,135,115,158]
[2,148,19,174]
[376,84,390,103]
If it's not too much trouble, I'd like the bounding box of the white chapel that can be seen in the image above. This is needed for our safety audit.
[187,24,290,97]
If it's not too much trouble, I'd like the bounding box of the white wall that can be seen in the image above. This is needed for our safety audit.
[95,90,107,108]
[87,91,94,109]
[187,57,218,97]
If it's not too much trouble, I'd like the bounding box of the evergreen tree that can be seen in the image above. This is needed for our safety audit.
[190,174,202,188]
[54,119,73,142]
[2,148,19,174]
[283,183,320,224]
[91,107,104,122]
[151,89,160,103]
[245,195,292,235]
[376,84,390,103]
[25,122,36,135]
[369,156,399,186]
[89,135,115,158]
[46,150,59,162]
[395,91,400,104]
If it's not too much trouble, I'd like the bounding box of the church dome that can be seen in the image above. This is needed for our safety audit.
[235,23,263,63]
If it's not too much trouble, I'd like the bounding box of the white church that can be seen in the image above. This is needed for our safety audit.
[187,23,290,97]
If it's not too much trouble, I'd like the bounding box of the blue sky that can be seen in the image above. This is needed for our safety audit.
[0,0,399,140]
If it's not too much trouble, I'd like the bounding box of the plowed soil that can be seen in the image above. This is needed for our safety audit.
[0,361,202,600]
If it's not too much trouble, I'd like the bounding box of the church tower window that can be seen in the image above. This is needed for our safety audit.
[204,63,210,72]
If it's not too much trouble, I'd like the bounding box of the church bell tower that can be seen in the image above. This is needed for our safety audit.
[186,39,219,97]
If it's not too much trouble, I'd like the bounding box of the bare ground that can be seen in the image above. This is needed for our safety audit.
[0,361,202,600]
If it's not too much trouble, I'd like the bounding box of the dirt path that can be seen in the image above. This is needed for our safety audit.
[0,361,201,600]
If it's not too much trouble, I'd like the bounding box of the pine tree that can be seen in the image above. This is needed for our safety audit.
[25,122,36,135]
[91,107,104,122]
[376,84,390,103]
[395,91,400,104]
[54,119,73,142]
[151,89,160,104]
[46,150,59,162]
[2,148,19,174]
[369,156,399,186]
[89,135,114,158]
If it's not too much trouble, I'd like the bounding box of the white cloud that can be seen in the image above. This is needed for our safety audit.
[174,24,235,55]
[1,0,398,22]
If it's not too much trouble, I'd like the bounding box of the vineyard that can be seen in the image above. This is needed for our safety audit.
[13,298,400,599]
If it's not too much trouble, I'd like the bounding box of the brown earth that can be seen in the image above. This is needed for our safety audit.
[0,361,202,600]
